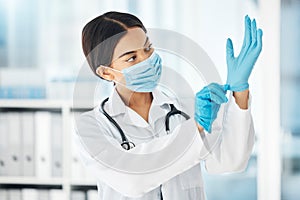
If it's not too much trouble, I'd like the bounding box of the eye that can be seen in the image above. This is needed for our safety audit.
[126,55,136,62]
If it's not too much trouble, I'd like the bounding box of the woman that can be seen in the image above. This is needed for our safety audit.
[75,11,262,199]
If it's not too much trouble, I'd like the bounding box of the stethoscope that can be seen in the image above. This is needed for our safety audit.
[100,97,190,150]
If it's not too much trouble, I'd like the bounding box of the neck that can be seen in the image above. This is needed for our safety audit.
[115,86,153,108]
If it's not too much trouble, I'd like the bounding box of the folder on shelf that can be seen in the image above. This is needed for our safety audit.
[7,112,22,176]
[51,113,63,177]
[71,112,86,181]
[21,112,36,177]
[49,189,65,200]
[0,113,9,176]
[35,111,52,178]
[8,189,22,200]
[38,189,50,200]
[0,189,7,200]
[22,189,38,200]
[87,190,98,200]
[71,191,86,200]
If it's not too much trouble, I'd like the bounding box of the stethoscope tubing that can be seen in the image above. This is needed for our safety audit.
[100,97,190,150]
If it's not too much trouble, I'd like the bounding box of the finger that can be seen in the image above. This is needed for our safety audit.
[255,28,263,54]
[208,83,227,95]
[208,84,228,104]
[211,103,221,118]
[195,99,210,111]
[197,83,228,103]
[251,19,257,48]
[210,91,228,104]
[196,88,210,101]
[239,15,252,57]
[241,15,252,49]
[226,38,234,62]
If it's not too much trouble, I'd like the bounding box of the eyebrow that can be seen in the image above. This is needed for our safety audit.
[117,36,149,59]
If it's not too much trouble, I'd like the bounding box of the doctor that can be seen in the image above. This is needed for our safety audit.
[75,11,263,200]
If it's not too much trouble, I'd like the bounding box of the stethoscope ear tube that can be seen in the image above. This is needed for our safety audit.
[165,104,190,133]
[101,97,131,147]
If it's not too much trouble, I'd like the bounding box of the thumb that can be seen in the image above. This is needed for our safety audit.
[226,38,234,62]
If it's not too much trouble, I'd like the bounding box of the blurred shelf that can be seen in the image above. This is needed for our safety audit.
[0,102,97,199]
[0,177,64,185]
[71,181,97,187]
[71,181,97,191]
[0,99,69,109]
[0,99,96,109]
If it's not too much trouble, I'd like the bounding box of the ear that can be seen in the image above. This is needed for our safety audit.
[96,65,115,81]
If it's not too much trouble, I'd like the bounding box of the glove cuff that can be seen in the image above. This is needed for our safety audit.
[227,83,249,92]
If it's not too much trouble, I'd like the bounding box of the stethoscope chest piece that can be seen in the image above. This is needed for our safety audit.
[121,141,136,150]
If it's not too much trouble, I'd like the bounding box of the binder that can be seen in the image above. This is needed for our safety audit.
[7,112,22,176]
[38,190,49,200]
[51,112,63,177]
[35,111,52,178]
[0,189,7,200]
[8,189,22,200]
[49,189,65,200]
[71,112,86,181]
[21,112,35,176]
[22,189,38,200]
[87,190,98,200]
[71,191,86,200]
[0,113,9,176]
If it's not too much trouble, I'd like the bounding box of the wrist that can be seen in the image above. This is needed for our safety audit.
[196,122,204,132]
[232,89,249,109]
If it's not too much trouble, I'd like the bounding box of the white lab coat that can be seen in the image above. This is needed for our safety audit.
[74,86,254,200]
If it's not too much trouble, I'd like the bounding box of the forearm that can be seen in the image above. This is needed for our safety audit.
[204,91,254,173]
[233,89,249,109]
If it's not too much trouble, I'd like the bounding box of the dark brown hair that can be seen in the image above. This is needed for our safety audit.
[82,11,147,78]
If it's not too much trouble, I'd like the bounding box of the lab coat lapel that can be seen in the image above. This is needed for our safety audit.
[148,88,175,126]
[106,87,126,117]
[106,87,176,128]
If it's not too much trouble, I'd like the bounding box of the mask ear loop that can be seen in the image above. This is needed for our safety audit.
[98,65,130,88]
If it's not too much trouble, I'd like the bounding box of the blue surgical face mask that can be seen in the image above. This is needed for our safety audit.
[109,50,163,92]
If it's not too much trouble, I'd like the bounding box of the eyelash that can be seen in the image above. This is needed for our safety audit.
[126,44,153,62]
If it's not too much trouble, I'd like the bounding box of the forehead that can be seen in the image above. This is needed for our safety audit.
[112,27,148,60]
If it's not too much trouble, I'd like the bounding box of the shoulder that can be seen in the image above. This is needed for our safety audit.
[74,105,111,137]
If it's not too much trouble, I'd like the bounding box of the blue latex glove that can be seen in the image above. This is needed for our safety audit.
[194,83,229,133]
[226,15,263,92]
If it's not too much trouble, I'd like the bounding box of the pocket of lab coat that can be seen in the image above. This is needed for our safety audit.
[178,163,203,189]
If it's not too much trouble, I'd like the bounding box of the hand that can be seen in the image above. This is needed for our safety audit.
[194,83,229,133]
[226,15,263,92]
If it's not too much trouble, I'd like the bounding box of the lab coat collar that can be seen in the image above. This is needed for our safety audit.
[105,87,175,118]
[152,87,175,106]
